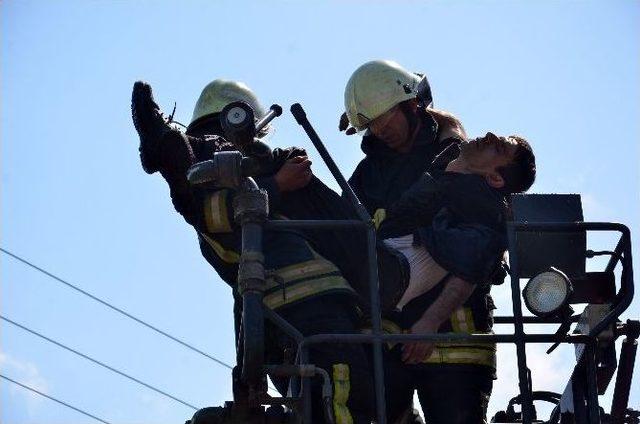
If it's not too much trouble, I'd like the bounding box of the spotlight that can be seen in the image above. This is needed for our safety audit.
[523,267,573,317]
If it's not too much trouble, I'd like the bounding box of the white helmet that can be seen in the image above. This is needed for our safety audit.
[190,79,266,126]
[344,60,422,131]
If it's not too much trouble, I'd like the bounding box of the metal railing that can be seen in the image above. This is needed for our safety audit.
[205,103,636,423]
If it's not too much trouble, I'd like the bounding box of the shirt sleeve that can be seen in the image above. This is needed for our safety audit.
[377,172,444,239]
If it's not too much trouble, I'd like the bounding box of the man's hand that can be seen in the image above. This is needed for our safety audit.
[401,276,476,364]
[401,315,440,364]
[274,156,313,192]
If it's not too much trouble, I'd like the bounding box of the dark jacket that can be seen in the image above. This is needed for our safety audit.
[379,171,508,285]
[347,108,457,215]
[165,132,356,310]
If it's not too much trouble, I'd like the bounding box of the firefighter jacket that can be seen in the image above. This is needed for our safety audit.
[188,144,355,311]
[377,171,507,371]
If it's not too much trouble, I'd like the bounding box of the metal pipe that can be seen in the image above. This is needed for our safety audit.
[507,223,534,423]
[299,332,593,345]
[290,102,386,422]
[366,225,387,423]
[237,177,267,384]
[590,227,633,337]
[241,292,264,383]
[604,236,625,273]
[299,346,312,424]
[264,220,367,231]
[263,306,304,343]
[255,104,283,134]
[510,222,629,232]
[583,344,600,423]
[572,366,589,424]
[610,336,638,421]
[494,316,581,324]
[290,103,370,222]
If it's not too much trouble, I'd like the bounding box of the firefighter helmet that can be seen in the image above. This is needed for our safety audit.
[344,60,423,131]
[190,79,266,126]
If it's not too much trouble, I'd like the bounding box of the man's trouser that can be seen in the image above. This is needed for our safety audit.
[383,347,493,424]
[265,295,375,424]
[279,178,408,313]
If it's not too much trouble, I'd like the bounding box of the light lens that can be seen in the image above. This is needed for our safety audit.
[524,269,571,317]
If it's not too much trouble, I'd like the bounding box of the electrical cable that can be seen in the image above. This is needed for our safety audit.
[1,248,280,393]
[0,247,233,370]
[1,374,112,424]
[1,315,198,410]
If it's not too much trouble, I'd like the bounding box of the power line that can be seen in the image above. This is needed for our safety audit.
[1,315,198,410]
[1,374,112,424]
[1,248,280,394]
[0,247,233,370]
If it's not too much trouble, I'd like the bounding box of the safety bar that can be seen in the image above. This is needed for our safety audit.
[289,103,387,423]
[299,332,594,346]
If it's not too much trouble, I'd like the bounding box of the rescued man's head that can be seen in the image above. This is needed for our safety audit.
[453,132,536,194]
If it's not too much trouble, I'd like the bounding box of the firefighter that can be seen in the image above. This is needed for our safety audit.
[341,60,505,423]
[276,130,536,423]
[132,79,374,423]
[341,60,463,217]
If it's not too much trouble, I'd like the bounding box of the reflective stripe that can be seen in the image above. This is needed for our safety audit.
[374,311,496,368]
[263,246,354,309]
[373,208,387,230]
[333,364,354,424]
[450,307,476,333]
[203,191,233,233]
[381,319,403,335]
[264,258,341,290]
[199,232,240,264]
[263,275,353,310]
[421,343,496,368]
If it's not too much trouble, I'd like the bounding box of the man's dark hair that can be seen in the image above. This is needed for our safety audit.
[497,135,536,194]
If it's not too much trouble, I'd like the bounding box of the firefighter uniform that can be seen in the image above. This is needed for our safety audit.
[182,136,375,424]
[133,78,375,423]
[347,108,498,422]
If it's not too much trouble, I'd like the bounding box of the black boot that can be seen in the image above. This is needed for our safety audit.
[131,81,173,174]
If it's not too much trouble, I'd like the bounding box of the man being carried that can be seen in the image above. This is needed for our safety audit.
[276,130,535,423]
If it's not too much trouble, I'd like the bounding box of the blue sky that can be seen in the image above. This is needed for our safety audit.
[2,1,639,422]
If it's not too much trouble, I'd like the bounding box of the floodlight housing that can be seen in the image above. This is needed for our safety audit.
[523,267,573,317]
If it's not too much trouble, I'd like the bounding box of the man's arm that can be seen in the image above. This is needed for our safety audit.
[402,275,476,364]
[196,156,313,234]
[377,172,444,239]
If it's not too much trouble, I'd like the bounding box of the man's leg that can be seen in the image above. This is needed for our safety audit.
[279,179,408,312]
[277,295,376,423]
[414,366,493,424]
[381,347,417,423]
